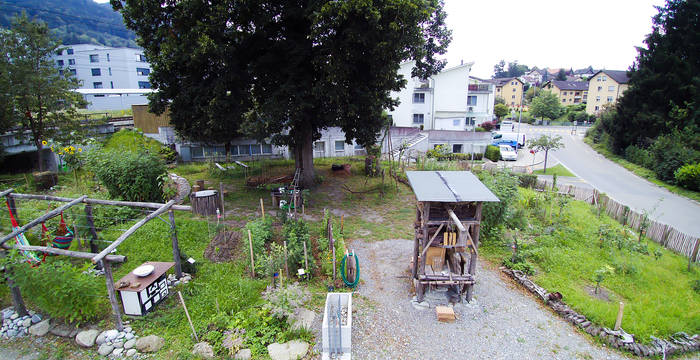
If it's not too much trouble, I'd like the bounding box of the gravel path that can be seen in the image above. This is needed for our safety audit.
[332,238,630,360]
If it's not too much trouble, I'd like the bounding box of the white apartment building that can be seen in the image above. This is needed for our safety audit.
[388,61,475,131]
[52,44,152,110]
[467,77,496,127]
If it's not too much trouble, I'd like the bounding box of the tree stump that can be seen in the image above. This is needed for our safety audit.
[190,190,221,216]
[33,171,58,190]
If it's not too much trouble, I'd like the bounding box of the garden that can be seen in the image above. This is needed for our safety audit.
[0,128,698,359]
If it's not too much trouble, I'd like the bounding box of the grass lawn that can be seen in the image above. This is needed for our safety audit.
[583,137,700,203]
[481,187,700,343]
[533,164,575,177]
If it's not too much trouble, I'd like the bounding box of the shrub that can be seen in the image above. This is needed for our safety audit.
[516,173,537,188]
[262,283,310,320]
[2,254,108,324]
[674,163,700,191]
[478,171,519,238]
[245,217,273,255]
[282,219,312,274]
[86,148,166,202]
[692,279,700,294]
[624,145,652,168]
[484,145,501,162]
[481,121,496,131]
[650,133,699,182]
[426,144,449,159]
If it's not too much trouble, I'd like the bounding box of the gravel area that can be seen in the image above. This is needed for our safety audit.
[318,238,631,360]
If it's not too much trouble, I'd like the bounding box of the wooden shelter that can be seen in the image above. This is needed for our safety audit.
[406,171,499,303]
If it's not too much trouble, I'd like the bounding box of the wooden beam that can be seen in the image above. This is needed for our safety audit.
[420,223,444,259]
[92,200,175,263]
[2,243,126,262]
[0,188,15,197]
[6,193,190,211]
[446,208,467,233]
[0,195,87,246]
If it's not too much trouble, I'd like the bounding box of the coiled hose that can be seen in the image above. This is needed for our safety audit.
[340,252,360,288]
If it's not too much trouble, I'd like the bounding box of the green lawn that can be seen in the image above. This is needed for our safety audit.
[533,164,575,177]
[481,187,700,343]
[584,137,700,203]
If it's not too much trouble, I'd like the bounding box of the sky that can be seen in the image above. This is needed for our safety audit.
[95,0,664,78]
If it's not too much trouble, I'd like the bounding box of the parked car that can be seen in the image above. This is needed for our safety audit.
[499,145,517,161]
[492,132,526,148]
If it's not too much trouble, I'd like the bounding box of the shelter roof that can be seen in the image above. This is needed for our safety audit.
[406,171,500,203]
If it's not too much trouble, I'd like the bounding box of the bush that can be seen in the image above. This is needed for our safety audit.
[2,255,108,324]
[478,171,519,238]
[282,219,312,274]
[624,145,653,168]
[484,145,501,162]
[516,173,537,188]
[245,217,273,255]
[675,163,700,191]
[650,133,699,182]
[481,121,496,131]
[87,148,166,202]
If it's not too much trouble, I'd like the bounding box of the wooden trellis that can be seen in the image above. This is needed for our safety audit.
[0,188,192,330]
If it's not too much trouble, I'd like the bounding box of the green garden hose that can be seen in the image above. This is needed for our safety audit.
[340,252,360,288]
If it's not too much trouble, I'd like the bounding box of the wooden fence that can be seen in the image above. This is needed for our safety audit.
[536,179,700,263]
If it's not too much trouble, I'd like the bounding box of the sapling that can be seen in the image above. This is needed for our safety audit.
[594,266,613,294]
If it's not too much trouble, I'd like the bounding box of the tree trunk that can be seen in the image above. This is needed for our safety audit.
[543,149,548,174]
[296,129,315,188]
[36,141,45,172]
[225,142,231,163]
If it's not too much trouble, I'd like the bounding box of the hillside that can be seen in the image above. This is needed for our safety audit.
[0,0,137,48]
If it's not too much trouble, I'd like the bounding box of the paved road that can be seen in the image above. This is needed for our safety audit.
[516,124,700,236]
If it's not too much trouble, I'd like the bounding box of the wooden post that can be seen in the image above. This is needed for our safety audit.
[689,239,700,271]
[84,204,102,270]
[466,202,482,302]
[101,260,124,331]
[219,182,225,220]
[303,241,309,272]
[178,291,198,342]
[340,215,344,234]
[6,275,28,317]
[248,230,255,278]
[260,198,265,220]
[614,301,624,331]
[169,210,182,278]
[283,240,289,278]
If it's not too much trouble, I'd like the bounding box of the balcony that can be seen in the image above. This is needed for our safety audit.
[468,84,492,92]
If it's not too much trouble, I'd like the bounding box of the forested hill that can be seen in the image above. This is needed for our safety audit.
[0,0,137,48]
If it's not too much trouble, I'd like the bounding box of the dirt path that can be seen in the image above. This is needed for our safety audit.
[340,238,630,360]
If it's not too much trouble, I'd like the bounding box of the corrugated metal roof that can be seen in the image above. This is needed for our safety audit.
[406,171,500,203]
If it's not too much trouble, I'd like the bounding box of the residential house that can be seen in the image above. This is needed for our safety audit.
[51,44,153,110]
[585,70,630,115]
[387,61,474,130]
[467,77,496,127]
[542,80,589,105]
[573,66,597,80]
[521,69,543,86]
[492,77,524,108]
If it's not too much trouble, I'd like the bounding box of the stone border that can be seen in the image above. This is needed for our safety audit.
[502,268,700,357]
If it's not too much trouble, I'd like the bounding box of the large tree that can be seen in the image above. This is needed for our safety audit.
[1,14,85,171]
[605,0,699,153]
[530,91,562,121]
[112,0,451,187]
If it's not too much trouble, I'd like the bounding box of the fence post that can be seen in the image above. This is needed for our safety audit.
[689,239,700,271]
[6,274,28,317]
[169,210,183,278]
[102,260,124,331]
[84,204,102,270]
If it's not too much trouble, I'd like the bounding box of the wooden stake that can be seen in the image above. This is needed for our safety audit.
[340,215,344,234]
[303,241,309,273]
[248,230,255,278]
[614,301,624,331]
[102,260,124,331]
[219,182,225,220]
[7,276,27,317]
[689,239,699,271]
[178,291,198,342]
[283,240,289,278]
[169,210,182,278]
[260,198,265,220]
[302,202,305,216]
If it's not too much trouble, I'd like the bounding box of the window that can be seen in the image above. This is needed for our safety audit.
[597,77,601,82]
[58,70,64,76]
[453,119,461,127]
[137,68,150,76]
[511,81,515,85]
[191,147,204,158]
[562,92,567,95]
[413,92,425,103]
[239,145,251,155]
[511,102,515,106]
[466,117,475,126]
[108,67,112,76]
[230,146,238,156]
[608,86,615,91]
[68,59,75,65]
[607,96,613,102]
[67,48,74,55]
[138,81,150,89]
[354,143,363,150]
[595,106,600,111]
[93,82,103,89]
[251,144,261,155]
[413,114,424,124]
[452,144,462,153]
[262,144,273,154]
[91,68,101,76]
[467,96,477,106]
[511,95,515,99]
[110,81,114,89]
[136,54,147,62]
[562,99,566,103]
[55,50,62,56]
[69,69,76,76]
[89,54,99,63]
[596,96,601,102]
[334,141,345,152]
[512,88,516,92]
[314,142,325,152]
[497,88,501,92]
[601,76,607,81]
[57,60,64,66]
[106,53,110,62]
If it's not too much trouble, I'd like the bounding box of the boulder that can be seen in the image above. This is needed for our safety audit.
[50,323,76,337]
[104,329,119,340]
[192,342,215,359]
[76,329,100,347]
[112,347,124,356]
[235,348,252,360]
[126,349,137,357]
[113,340,124,348]
[97,344,114,357]
[28,320,51,337]
[135,335,165,352]
[21,318,32,328]
[124,339,136,349]
[31,314,41,324]
[288,308,315,331]
[267,340,309,360]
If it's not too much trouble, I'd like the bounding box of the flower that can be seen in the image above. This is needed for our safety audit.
[41,140,47,145]
[78,148,82,152]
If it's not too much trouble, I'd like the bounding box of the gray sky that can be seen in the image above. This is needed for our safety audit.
[95,0,664,78]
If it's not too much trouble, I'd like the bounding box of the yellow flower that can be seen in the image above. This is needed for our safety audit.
[41,140,47,145]
[78,148,82,152]
[70,146,75,151]
[50,146,54,152]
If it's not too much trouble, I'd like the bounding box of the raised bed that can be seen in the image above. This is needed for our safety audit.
[322,292,352,359]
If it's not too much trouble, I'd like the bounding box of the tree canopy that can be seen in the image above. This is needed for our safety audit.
[493,60,529,78]
[529,134,564,173]
[112,0,451,186]
[604,0,699,153]
[0,14,85,170]
[555,69,567,81]
[494,103,509,120]
[529,91,562,120]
